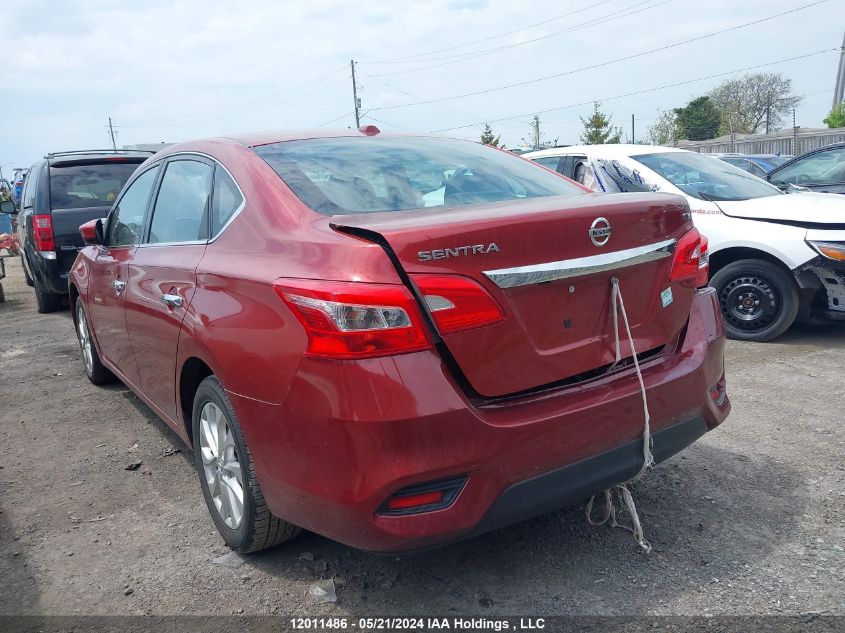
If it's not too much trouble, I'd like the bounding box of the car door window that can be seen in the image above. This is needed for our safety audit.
[771,148,845,186]
[531,156,561,172]
[211,167,243,236]
[106,165,160,247]
[148,160,213,244]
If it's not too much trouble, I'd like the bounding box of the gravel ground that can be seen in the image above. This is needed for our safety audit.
[1,255,844,618]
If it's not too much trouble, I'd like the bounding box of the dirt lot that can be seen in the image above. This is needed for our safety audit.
[1,255,844,618]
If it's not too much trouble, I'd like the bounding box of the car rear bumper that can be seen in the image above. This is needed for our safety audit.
[229,287,730,552]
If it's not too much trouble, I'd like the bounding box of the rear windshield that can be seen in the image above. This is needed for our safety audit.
[49,161,142,209]
[254,137,584,215]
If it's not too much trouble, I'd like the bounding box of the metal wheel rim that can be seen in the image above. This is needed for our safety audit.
[199,402,245,530]
[76,304,94,375]
[719,275,780,332]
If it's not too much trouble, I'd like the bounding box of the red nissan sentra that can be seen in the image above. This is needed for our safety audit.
[69,127,730,553]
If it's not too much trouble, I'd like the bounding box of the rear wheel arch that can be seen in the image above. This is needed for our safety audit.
[179,356,214,446]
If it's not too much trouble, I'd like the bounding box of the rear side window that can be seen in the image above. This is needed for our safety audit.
[107,166,161,247]
[148,160,213,244]
[22,165,38,209]
[254,137,583,216]
[49,162,141,209]
[211,168,243,235]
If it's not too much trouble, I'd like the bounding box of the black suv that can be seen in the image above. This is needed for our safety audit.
[14,150,151,312]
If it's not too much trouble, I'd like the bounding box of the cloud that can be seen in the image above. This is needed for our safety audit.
[0,0,839,163]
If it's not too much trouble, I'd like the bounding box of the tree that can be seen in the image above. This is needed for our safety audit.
[646,109,678,145]
[520,115,558,150]
[824,101,845,128]
[709,72,802,135]
[579,102,622,144]
[480,123,502,147]
[674,96,721,140]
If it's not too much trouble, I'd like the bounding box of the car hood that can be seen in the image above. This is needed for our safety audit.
[716,192,845,225]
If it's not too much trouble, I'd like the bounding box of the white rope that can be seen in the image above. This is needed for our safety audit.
[585,277,654,553]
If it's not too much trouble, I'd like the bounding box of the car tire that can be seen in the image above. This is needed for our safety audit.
[192,376,300,553]
[711,259,799,342]
[21,255,34,287]
[34,279,63,313]
[74,298,115,385]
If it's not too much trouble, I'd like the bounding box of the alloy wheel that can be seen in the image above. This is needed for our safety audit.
[199,402,245,529]
[76,304,94,376]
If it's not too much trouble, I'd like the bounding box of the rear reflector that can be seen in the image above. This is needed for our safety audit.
[411,274,504,335]
[273,279,430,359]
[32,214,56,252]
[379,477,467,516]
[386,490,444,511]
[669,228,702,287]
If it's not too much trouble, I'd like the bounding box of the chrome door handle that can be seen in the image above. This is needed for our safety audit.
[112,280,126,293]
[161,293,183,308]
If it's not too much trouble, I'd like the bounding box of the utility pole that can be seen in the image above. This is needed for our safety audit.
[792,109,799,156]
[350,60,361,129]
[631,114,635,144]
[532,115,540,150]
[107,117,117,151]
[833,30,845,109]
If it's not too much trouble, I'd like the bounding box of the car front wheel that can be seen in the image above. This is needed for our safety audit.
[710,259,799,342]
[192,376,300,553]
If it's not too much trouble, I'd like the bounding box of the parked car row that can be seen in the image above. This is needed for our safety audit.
[1,129,840,556]
[526,143,845,341]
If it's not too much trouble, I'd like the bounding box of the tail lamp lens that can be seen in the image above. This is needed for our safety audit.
[696,234,710,288]
[273,279,430,359]
[669,228,702,286]
[410,274,504,335]
[33,214,56,252]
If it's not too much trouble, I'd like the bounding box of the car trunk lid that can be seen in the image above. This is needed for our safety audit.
[332,193,696,397]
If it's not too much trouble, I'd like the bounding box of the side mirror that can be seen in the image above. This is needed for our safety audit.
[0,200,16,215]
[80,219,102,245]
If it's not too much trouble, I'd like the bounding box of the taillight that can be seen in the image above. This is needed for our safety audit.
[696,234,710,288]
[273,279,430,359]
[669,228,702,287]
[410,274,504,335]
[32,214,56,252]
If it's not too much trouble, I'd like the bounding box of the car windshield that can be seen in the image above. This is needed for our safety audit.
[49,161,142,209]
[254,136,584,215]
[632,151,783,201]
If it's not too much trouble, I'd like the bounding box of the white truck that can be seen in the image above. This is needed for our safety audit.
[525,144,845,341]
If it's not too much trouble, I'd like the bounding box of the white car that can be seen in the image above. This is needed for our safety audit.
[525,144,845,341]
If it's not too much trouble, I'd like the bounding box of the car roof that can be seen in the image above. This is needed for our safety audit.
[148,128,457,160]
[524,144,689,159]
[222,128,423,148]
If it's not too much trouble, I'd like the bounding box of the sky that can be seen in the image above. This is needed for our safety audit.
[1,0,843,172]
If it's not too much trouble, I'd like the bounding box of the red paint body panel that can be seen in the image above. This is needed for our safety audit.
[126,244,206,419]
[69,132,730,552]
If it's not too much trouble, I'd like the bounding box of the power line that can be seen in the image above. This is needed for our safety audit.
[371,0,830,112]
[372,0,669,78]
[363,0,617,64]
[430,48,838,133]
[317,111,355,127]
